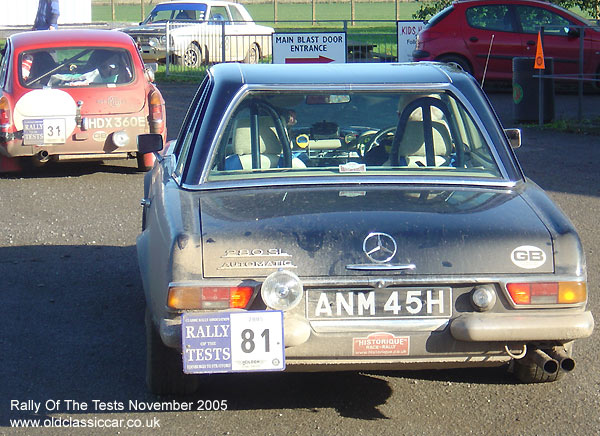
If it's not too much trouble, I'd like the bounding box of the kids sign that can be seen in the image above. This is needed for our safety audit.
[273,32,347,64]
[396,21,425,62]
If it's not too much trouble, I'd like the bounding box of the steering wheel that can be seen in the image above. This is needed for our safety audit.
[362,126,396,157]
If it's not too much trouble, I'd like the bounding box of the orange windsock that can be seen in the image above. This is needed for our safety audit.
[534,31,545,69]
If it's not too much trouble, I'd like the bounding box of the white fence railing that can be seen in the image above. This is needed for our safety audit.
[164,21,274,73]
[163,19,399,76]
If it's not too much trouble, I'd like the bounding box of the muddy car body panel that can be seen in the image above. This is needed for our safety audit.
[136,62,593,394]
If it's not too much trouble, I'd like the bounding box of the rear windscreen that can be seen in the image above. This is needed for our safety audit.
[20,47,134,89]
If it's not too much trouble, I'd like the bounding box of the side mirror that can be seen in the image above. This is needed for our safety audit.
[144,63,158,82]
[505,128,521,149]
[138,133,164,155]
[567,27,581,38]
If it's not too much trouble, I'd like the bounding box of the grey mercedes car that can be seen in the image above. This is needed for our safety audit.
[137,62,594,395]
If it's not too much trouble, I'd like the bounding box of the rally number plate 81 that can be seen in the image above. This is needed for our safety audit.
[182,311,285,374]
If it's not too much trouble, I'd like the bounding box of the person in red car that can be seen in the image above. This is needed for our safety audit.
[48,50,133,87]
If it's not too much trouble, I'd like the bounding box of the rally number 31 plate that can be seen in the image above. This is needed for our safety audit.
[23,118,66,145]
[182,311,285,374]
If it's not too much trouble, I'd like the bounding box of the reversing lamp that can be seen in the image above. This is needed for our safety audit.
[260,270,303,311]
[112,130,130,148]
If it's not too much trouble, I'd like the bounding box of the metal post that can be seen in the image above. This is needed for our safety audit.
[111,0,115,21]
[166,21,170,76]
[312,0,316,26]
[141,0,145,21]
[274,0,278,24]
[578,27,584,121]
[221,21,226,63]
[351,0,355,26]
[538,27,544,127]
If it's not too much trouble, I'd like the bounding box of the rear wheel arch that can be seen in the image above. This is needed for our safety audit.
[436,54,474,76]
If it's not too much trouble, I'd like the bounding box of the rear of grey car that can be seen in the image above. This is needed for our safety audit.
[137,63,593,395]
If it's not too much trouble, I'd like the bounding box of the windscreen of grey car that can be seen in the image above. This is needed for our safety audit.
[144,3,207,23]
[208,90,502,181]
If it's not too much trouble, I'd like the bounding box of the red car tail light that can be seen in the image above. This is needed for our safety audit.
[167,286,254,310]
[148,90,164,134]
[0,96,12,133]
[506,282,586,305]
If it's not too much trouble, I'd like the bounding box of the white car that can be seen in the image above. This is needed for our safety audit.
[119,0,274,67]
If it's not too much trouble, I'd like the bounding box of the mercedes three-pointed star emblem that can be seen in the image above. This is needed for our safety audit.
[362,232,397,263]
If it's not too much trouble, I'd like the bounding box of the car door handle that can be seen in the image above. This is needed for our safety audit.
[141,198,152,208]
[527,40,536,45]
[469,36,479,42]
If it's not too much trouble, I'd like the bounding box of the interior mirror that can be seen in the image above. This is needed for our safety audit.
[505,128,521,149]
[306,95,351,104]
[138,133,164,155]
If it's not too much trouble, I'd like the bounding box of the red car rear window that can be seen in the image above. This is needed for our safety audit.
[21,47,134,89]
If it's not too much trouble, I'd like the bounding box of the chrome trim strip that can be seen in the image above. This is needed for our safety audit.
[169,274,585,288]
[346,263,416,271]
[183,177,518,191]
[310,318,449,333]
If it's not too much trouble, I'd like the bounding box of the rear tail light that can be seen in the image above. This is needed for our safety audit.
[506,282,586,305]
[167,285,254,310]
[0,96,12,133]
[148,90,164,134]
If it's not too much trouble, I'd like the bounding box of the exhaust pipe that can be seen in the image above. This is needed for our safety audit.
[36,150,49,162]
[528,348,559,376]
[545,346,576,372]
[31,150,50,168]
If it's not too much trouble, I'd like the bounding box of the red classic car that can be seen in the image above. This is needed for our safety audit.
[0,29,166,172]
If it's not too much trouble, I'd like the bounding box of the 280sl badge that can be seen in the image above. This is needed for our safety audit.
[218,248,296,270]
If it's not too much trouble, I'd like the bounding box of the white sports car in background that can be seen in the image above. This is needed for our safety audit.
[119,0,274,67]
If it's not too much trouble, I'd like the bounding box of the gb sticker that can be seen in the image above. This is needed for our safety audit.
[511,245,546,269]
